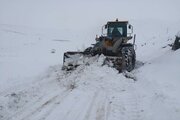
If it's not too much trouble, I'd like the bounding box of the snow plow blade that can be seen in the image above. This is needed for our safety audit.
[62,51,125,72]
[62,51,91,71]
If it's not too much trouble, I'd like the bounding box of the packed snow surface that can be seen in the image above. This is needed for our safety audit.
[1,0,180,120]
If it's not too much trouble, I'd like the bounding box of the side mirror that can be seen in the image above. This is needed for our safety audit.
[105,24,107,29]
[128,25,132,29]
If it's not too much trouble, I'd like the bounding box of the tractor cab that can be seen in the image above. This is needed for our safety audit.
[102,19,133,39]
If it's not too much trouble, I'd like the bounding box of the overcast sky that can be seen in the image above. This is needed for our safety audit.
[0,0,180,29]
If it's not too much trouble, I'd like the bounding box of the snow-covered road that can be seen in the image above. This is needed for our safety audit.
[0,60,142,120]
[1,52,180,120]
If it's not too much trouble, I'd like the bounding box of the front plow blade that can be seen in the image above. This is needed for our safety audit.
[62,52,85,70]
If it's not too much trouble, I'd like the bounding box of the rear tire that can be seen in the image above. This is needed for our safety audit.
[121,46,136,72]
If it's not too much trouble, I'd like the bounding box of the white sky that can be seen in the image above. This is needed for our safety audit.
[0,0,180,29]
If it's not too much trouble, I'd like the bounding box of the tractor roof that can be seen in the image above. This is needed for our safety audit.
[106,21,129,27]
[107,19,128,24]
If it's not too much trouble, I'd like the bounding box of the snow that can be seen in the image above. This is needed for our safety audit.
[1,0,180,120]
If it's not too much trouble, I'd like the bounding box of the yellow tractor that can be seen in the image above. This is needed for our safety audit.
[63,19,136,72]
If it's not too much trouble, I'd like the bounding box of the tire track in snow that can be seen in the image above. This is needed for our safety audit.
[23,89,72,120]
[84,91,99,120]
[122,92,143,120]
[8,89,71,120]
[84,90,109,120]
[39,89,108,120]
[42,89,89,120]
[109,90,144,120]
[3,68,70,120]
[95,92,108,120]
[7,65,90,120]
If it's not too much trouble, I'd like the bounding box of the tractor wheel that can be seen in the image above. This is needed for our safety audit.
[121,46,136,72]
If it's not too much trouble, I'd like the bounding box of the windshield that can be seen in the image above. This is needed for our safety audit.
[108,26,124,37]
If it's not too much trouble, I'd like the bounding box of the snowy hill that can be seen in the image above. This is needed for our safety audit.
[1,0,180,120]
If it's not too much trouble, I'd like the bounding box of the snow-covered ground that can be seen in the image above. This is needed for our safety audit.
[1,0,180,120]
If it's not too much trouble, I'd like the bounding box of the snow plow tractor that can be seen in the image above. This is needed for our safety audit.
[62,19,136,72]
